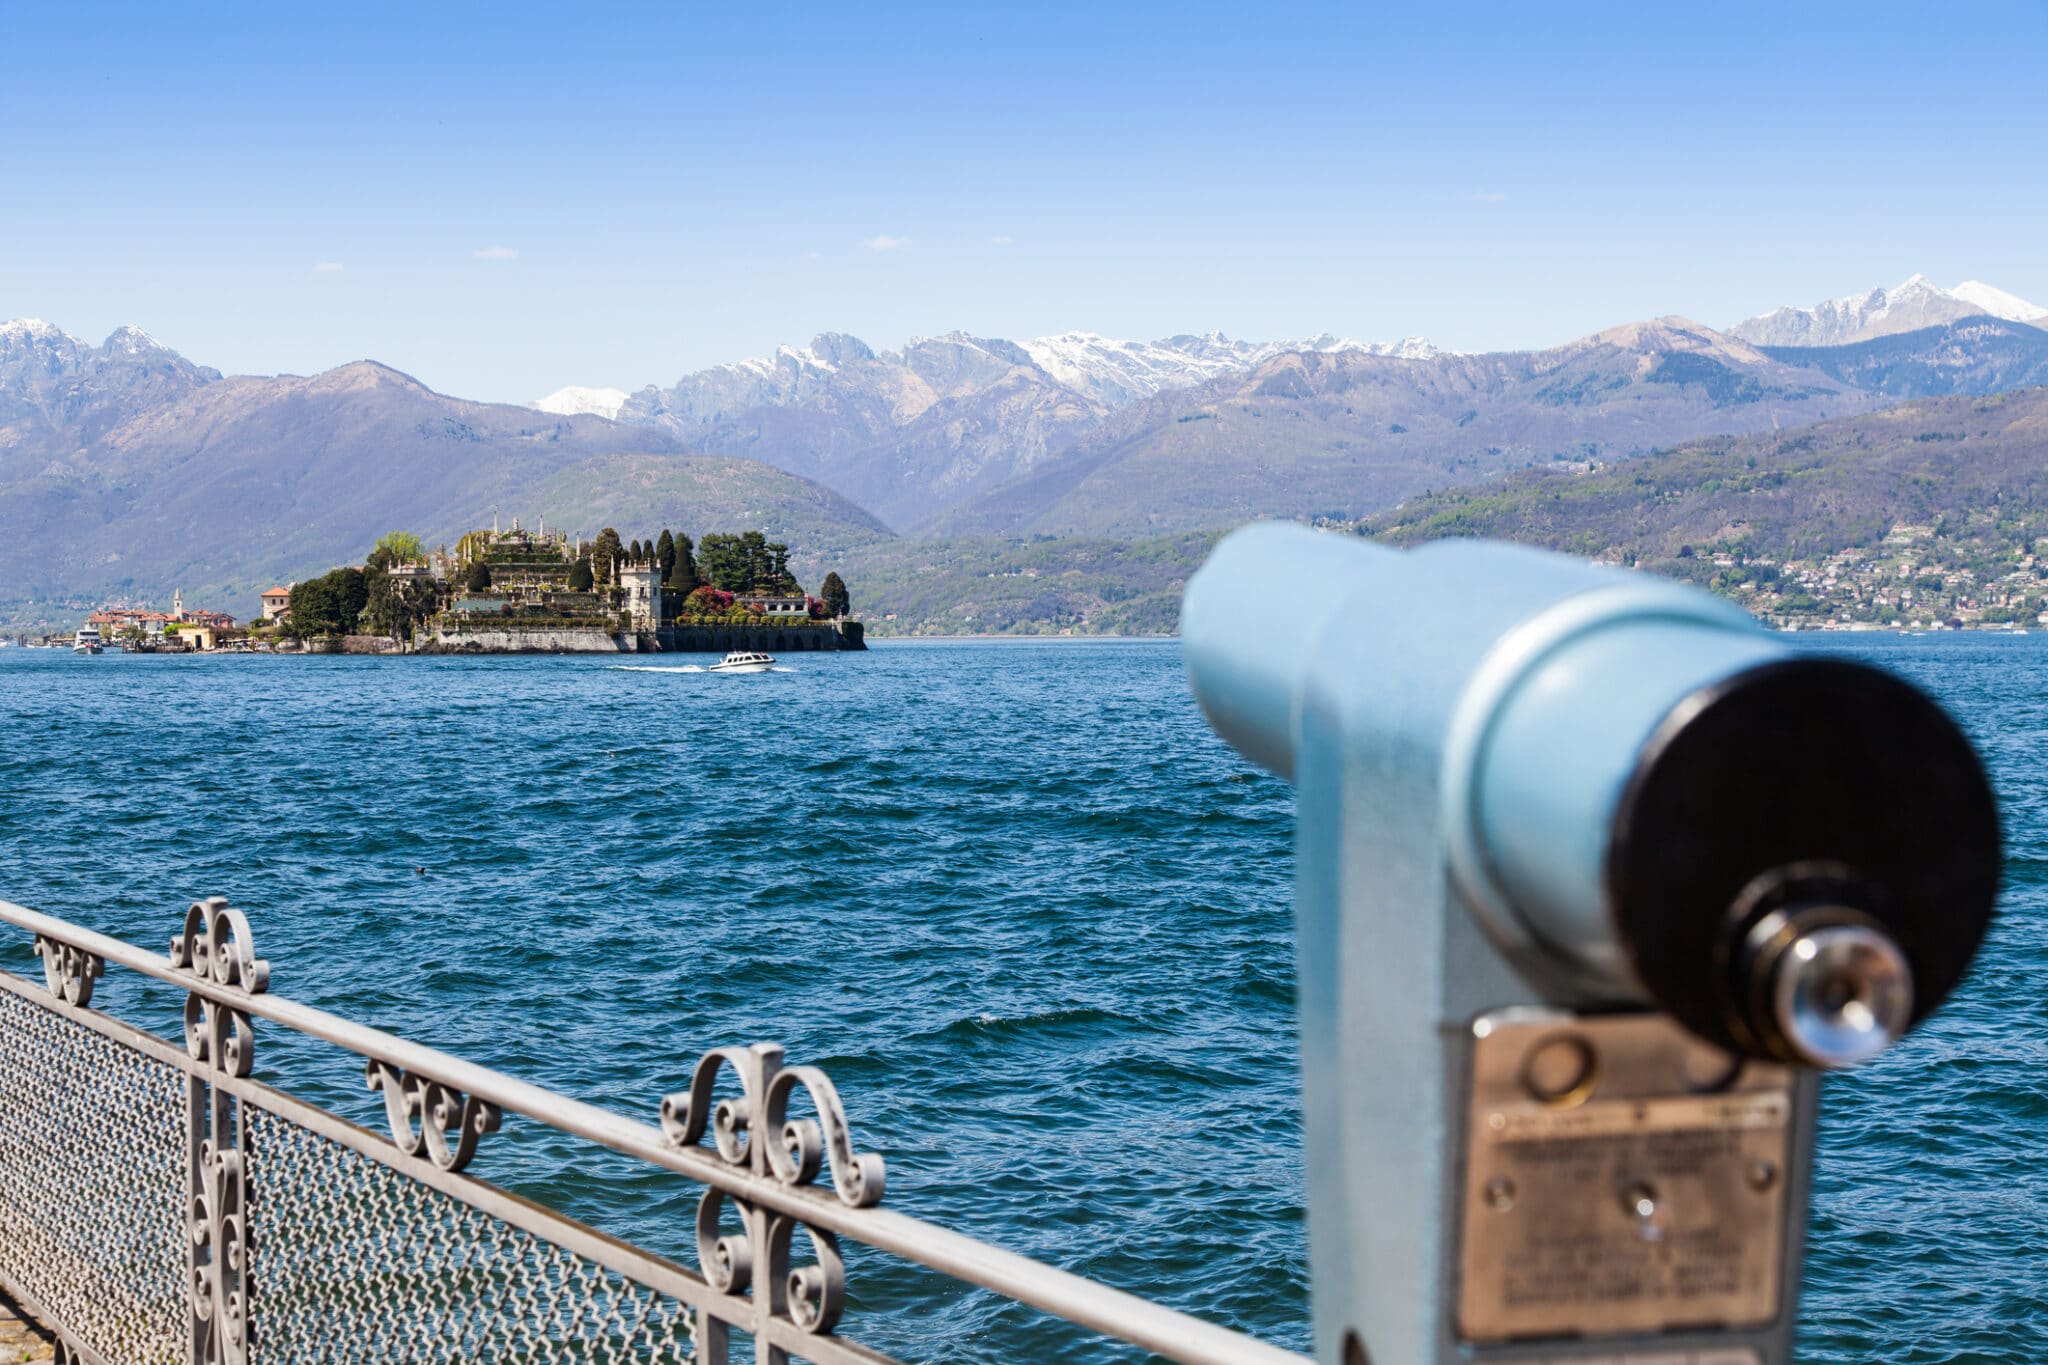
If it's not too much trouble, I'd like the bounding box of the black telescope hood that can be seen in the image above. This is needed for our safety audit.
[1606,656,2002,1060]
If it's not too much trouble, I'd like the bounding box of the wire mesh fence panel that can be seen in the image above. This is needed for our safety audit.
[0,988,186,1365]
[244,1102,697,1365]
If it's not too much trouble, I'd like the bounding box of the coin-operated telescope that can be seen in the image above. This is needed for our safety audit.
[1183,524,2000,1365]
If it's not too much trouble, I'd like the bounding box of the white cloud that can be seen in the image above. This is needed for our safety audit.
[312,262,344,273]
[473,245,519,261]
[989,234,1014,245]
[862,234,913,252]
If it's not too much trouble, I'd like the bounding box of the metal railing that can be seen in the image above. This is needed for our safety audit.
[0,897,1306,1365]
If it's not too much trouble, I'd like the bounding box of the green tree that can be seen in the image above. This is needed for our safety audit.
[669,533,700,594]
[287,567,368,637]
[740,531,770,588]
[819,571,850,618]
[463,560,493,593]
[697,533,748,592]
[567,558,594,592]
[628,538,644,562]
[767,542,799,593]
[369,531,426,569]
[656,530,675,582]
[361,566,438,640]
[593,528,624,587]
[328,567,368,634]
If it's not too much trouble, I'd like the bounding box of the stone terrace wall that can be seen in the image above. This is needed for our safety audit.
[423,626,630,653]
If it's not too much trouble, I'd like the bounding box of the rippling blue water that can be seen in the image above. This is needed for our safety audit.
[0,636,2039,1361]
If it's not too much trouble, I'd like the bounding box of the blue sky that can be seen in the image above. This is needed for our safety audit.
[3,1,2044,402]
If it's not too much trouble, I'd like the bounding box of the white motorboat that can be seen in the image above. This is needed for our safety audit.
[73,626,104,655]
[709,650,775,674]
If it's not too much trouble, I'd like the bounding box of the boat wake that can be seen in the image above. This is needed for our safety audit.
[609,665,705,673]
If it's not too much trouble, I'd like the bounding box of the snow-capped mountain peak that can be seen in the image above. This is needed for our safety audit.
[1016,329,1441,407]
[0,317,69,339]
[565,326,1443,427]
[3,318,190,363]
[1730,276,2048,346]
[105,324,172,356]
[531,385,629,420]
[0,318,81,360]
[1951,280,2048,323]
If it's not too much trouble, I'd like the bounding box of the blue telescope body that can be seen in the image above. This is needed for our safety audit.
[1182,524,1998,1365]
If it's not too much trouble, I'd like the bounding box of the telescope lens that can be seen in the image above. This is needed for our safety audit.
[1769,922,1914,1068]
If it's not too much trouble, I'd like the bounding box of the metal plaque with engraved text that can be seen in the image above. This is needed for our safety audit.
[1457,1012,1796,1343]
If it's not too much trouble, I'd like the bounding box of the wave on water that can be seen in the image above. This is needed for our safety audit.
[605,664,796,674]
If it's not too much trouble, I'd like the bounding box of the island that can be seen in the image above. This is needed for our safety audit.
[263,519,863,654]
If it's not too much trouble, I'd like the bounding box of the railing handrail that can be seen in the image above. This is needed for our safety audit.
[0,897,1308,1365]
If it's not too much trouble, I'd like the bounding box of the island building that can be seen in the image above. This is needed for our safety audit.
[260,586,292,621]
[619,562,663,632]
[737,593,810,618]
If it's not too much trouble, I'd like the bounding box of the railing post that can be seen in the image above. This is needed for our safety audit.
[172,898,268,1365]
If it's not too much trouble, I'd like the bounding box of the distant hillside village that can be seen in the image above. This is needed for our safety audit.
[59,519,862,654]
[1648,522,2048,632]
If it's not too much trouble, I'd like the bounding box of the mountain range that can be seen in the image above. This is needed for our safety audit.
[528,279,2046,536]
[1729,275,2048,348]
[589,329,1437,530]
[4,274,2046,629]
[0,324,885,622]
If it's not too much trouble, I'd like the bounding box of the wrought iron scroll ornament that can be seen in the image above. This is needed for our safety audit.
[171,897,267,1365]
[366,1059,501,1173]
[32,934,101,1006]
[661,1043,886,1337]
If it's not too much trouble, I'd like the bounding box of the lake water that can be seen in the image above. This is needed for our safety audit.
[0,635,2041,1361]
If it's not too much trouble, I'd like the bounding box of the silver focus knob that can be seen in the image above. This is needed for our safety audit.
[1767,921,1915,1068]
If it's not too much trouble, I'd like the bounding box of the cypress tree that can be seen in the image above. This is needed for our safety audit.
[670,533,700,594]
[656,530,675,583]
[593,528,623,586]
[567,559,594,592]
[820,572,850,618]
